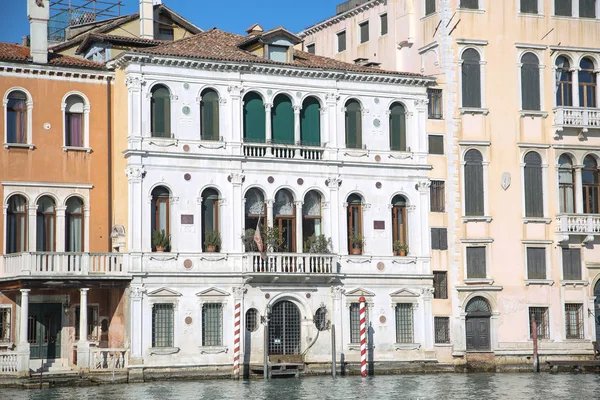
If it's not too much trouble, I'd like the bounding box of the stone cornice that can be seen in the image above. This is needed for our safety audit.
[0,62,113,82]
[298,0,386,37]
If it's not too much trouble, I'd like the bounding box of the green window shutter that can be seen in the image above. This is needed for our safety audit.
[272,95,294,144]
[300,97,320,146]
[389,103,406,151]
[345,100,362,148]
[243,92,266,143]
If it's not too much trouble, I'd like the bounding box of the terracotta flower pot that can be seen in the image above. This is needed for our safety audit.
[350,247,362,255]
[155,246,164,252]
[399,250,406,257]
[207,246,216,252]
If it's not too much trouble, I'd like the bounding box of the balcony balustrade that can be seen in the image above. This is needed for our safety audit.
[0,352,17,373]
[553,107,600,137]
[242,142,325,160]
[89,348,128,370]
[556,214,600,243]
[244,253,337,274]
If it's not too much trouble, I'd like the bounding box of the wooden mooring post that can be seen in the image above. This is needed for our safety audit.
[331,324,336,378]
[531,312,539,372]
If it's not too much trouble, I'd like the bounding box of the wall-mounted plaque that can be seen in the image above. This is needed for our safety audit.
[374,221,385,230]
[181,214,194,225]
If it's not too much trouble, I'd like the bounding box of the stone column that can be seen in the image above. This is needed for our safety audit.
[83,205,91,252]
[415,99,428,153]
[325,92,339,149]
[129,285,145,364]
[574,166,584,213]
[17,289,30,373]
[331,286,345,359]
[230,173,245,253]
[295,201,303,253]
[228,84,243,156]
[265,103,273,144]
[125,166,145,270]
[326,177,342,253]
[77,288,90,370]
[571,68,580,107]
[267,199,274,229]
[55,206,66,252]
[27,205,36,252]
[422,288,434,352]
[293,105,301,144]
[417,180,431,256]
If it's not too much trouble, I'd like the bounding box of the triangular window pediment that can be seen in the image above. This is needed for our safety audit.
[345,288,375,297]
[389,288,420,298]
[147,287,182,297]
[196,287,230,297]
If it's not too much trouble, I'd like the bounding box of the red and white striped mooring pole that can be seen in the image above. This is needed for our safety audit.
[359,296,367,377]
[233,302,241,377]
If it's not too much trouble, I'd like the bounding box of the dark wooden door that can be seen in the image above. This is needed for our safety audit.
[466,317,490,351]
[29,303,62,360]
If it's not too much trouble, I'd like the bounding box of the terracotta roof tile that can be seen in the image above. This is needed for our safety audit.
[0,43,104,69]
[75,33,168,55]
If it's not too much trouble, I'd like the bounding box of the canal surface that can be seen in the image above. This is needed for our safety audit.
[3,373,599,399]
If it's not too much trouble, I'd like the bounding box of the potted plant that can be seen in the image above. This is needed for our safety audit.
[242,228,259,252]
[349,232,364,255]
[152,229,170,252]
[204,230,221,252]
[304,235,332,254]
[393,240,403,256]
[397,243,409,257]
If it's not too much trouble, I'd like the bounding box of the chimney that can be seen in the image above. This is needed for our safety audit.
[245,24,264,37]
[139,0,154,39]
[27,0,49,64]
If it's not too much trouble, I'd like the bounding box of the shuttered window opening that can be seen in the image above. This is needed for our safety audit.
[555,0,572,16]
[389,102,407,151]
[434,317,450,344]
[462,49,482,108]
[524,152,544,217]
[426,0,436,15]
[579,0,596,17]
[428,88,443,119]
[345,99,362,148]
[460,0,479,9]
[526,247,546,280]
[579,57,597,107]
[520,0,538,13]
[151,85,171,138]
[359,21,369,43]
[431,228,448,251]
[395,304,414,344]
[562,248,582,280]
[272,94,294,145]
[529,307,549,339]
[521,53,541,111]
[200,89,220,141]
[428,135,444,155]
[306,43,315,54]
[430,180,446,212]
[380,13,388,35]
[565,304,584,339]
[433,271,448,299]
[350,302,368,343]
[464,149,484,216]
[202,303,223,346]
[300,96,321,146]
[152,303,174,347]
[337,31,347,52]
[243,92,266,143]
[555,56,573,106]
[466,247,486,279]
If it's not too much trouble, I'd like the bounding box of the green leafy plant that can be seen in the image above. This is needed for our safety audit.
[350,232,364,248]
[152,229,171,252]
[304,235,332,254]
[242,226,287,252]
[204,230,221,251]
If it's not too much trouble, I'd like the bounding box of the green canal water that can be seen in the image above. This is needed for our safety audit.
[3,373,599,399]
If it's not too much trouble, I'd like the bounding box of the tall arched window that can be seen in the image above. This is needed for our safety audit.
[200,89,219,141]
[391,195,408,254]
[345,99,362,149]
[274,189,295,252]
[36,196,56,252]
[461,49,481,108]
[579,57,596,108]
[6,195,27,254]
[555,56,572,106]
[243,92,266,143]
[151,186,170,251]
[303,190,322,247]
[389,102,407,151]
[347,194,363,254]
[464,149,484,216]
[300,96,321,146]
[65,95,84,147]
[558,154,575,214]
[201,188,219,252]
[272,94,294,145]
[244,188,266,251]
[151,85,171,138]
[66,197,84,252]
[583,155,599,214]
[524,152,543,218]
[521,52,540,111]
[6,90,27,144]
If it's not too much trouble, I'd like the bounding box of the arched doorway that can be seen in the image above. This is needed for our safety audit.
[595,281,600,342]
[465,296,491,351]
[268,300,301,356]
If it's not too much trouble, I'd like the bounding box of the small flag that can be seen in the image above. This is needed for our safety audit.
[253,218,265,259]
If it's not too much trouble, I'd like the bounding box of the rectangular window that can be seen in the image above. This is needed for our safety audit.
[359,21,369,43]
[0,307,10,342]
[579,0,596,17]
[526,247,546,280]
[395,304,414,343]
[74,305,99,342]
[428,88,443,119]
[565,303,583,339]
[66,113,84,147]
[430,180,446,212]
[434,317,450,343]
[350,302,364,343]
[555,0,572,16]
[268,45,288,62]
[433,271,448,299]
[6,94,27,144]
[431,228,448,251]
[428,135,444,155]
[306,43,315,54]
[466,246,486,279]
[520,0,538,13]
[529,307,549,339]
[337,31,347,52]
[460,0,479,9]
[202,303,223,346]
[158,27,174,41]
[562,248,582,280]
[152,303,174,347]
[380,13,388,35]
[426,0,437,15]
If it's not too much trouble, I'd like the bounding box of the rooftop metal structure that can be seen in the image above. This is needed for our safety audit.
[49,0,124,42]
[335,0,371,15]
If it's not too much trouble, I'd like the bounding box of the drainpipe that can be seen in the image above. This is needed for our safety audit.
[107,76,113,252]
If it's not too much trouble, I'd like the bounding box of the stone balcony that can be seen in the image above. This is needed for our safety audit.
[556,214,600,244]
[553,106,600,138]
[242,142,325,160]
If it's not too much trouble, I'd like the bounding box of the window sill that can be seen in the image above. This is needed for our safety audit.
[460,107,489,115]
[394,343,421,350]
[198,141,226,150]
[147,137,178,147]
[522,217,552,224]
[348,344,361,351]
[345,255,371,263]
[63,146,92,153]
[561,280,588,287]
[428,116,444,120]
[434,343,452,347]
[4,143,34,150]
[421,12,438,20]
[199,346,228,354]
[457,8,485,14]
[525,279,554,286]
[517,13,544,18]
[464,279,494,285]
[462,216,492,223]
[519,110,548,118]
[149,347,180,355]
[391,257,417,265]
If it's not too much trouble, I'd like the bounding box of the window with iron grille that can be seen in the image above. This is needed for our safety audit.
[565,304,583,339]
[434,317,450,343]
[202,303,223,346]
[246,308,258,332]
[359,21,369,43]
[520,0,538,13]
[314,307,328,331]
[0,307,10,342]
[74,305,99,341]
[431,228,448,251]
[426,0,436,15]
[529,307,549,339]
[380,13,388,35]
[337,30,347,52]
[430,181,446,212]
[527,247,546,280]
[395,304,414,343]
[428,135,444,155]
[428,88,443,119]
[433,271,448,299]
[562,248,582,280]
[152,303,174,347]
[460,0,479,9]
[466,246,486,279]
[554,0,572,16]
[306,43,315,54]
[350,302,368,343]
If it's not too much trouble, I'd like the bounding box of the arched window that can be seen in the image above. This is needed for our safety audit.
[391,195,408,254]
[302,190,322,248]
[6,195,27,253]
[579,57,596,108]
[389,102,407,151]
[464,149,484,216]
[583,155,599,214]
[521,52,540,111]
[555,56,572,106]
[300,96,321,146]
[6,90,28,144]
[244,188,266,251]
[524,152,543,218]
[151,186,170,251]
[243,92,265,143]
[558,154,574,213]
[274,189,295,252]
[36,196,56,252]
[245,308,259,332]
[345,99,362,149]
[66,197,84,252]
[347,194,363,254]
[461,49,481,108]
[272,94,294,145]
[151,85,171,138]
[201,188,220,252]
[65,95,84,147]
[200,89,219,141]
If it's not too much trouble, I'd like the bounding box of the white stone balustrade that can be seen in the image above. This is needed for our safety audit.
[245,253,336,274]
[556,214,600,235]
[89,348,128,370]
[553,107,600,129]
[0,352,18,373]
[242,142,325,160]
